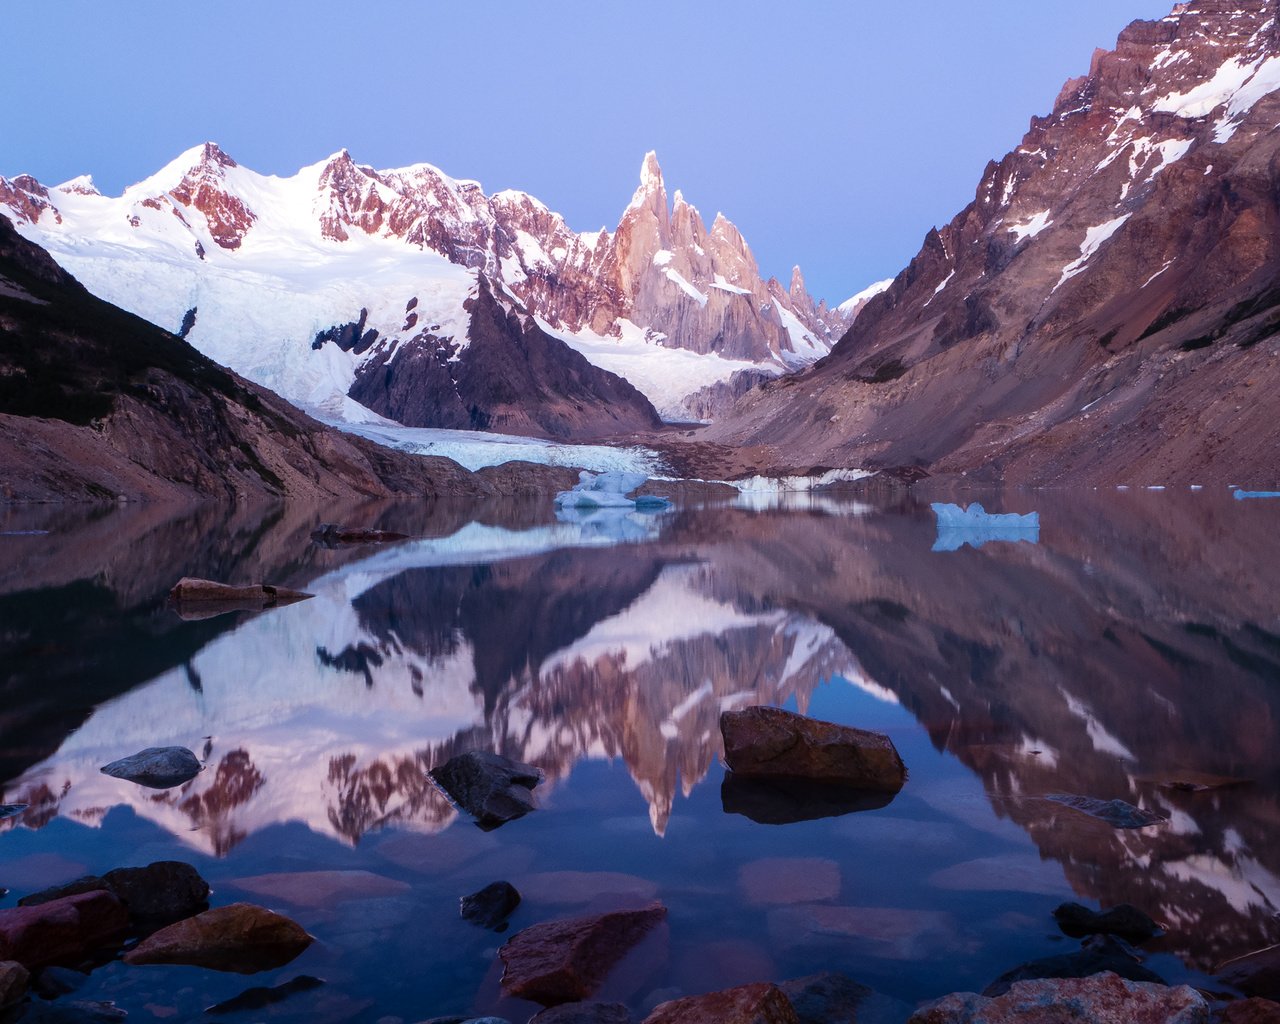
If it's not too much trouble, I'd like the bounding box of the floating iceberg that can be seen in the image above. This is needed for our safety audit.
[554,471,673,511]
[932,502,1040,552]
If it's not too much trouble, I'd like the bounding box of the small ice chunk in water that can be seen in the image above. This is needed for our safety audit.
[932,502,1040,552]
[1233,489,1280,500]
[554,471,673,510]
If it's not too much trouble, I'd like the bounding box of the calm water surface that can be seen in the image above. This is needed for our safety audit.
[1,490,1278,1022]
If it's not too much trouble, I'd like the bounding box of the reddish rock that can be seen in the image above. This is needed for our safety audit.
[908,972,1208,1023]
[737,858,841,905]
[20,861,209,924]
[0,890,127,968]
[1218,944,1280,1001]
[642,982,798,1024]
[168,577,313,607]
[122,902,313,974]
[1216,998,1280,1023]
[720,706,906,791]
[530,1002,633,1024]
[499,902,667,1006]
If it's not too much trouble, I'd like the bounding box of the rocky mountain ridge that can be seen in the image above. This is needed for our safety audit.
[707,0,1280,486]
[0,147,848,429]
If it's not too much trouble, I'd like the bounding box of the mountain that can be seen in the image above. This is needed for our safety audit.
[709,0,1280,486]
[0,213,572,502]
[0,148,846,431]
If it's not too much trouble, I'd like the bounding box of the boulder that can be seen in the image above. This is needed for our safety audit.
[32,964,85,999]
[642,982,799,1024]
[0,891,128,968]
[429,751,543,830]
[1215,998,1280,1023]
[20,861,209,925]
[460,881,521,931]
[983,935,1166,997]
[1053,902,1160,942]
[0,960,29,1008]
[777,973,872,1024]
[168,576,313,605]
[1043,795,1167,829]
[909,972,1208,1023]
[530,1003,633,1024]
[1217,944,1280,1001]
[99,747,202,789]
[311,523,409,546]
[499,902,667,1005]
[122,902,313,974]
[720,706,906,792]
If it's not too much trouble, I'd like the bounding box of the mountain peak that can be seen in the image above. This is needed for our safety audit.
[639,150,663,189]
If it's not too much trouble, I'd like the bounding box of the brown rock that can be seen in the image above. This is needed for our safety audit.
[1216,998,1280,1024]
[0,960,30,1008]
[642,982,798,1024]
[909,973,1208,1023]
[1218,944,1280,1001]
[720,706,906,791]
[168,577,313,606]
[499,902,667,1006]
[738,858,840,905]
[531,1002,633,1024]
[122,902,313,974]
[777,973,872,1024]
[0,890,128,968]
[310,524,409,546]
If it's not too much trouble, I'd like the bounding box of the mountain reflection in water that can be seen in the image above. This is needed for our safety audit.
[1,489,1278,1004]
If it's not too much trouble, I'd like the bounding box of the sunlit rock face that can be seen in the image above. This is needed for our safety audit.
[709,0,1280,485]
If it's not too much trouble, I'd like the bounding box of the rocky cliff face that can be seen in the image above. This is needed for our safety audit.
[711,0,1280,486]
[0,214,570,502]
[0,148,846,427]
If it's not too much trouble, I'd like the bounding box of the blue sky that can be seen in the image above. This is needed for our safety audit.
[5,1,1174,303]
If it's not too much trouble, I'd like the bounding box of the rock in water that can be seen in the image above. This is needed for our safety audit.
[0,960,30,1008]
[20,861,209,924]
[909,972,1208,1024]
[461,881,521,931]
[168,577,313,606]
[642,982,799,1024]
[499,903,667,1005]
[100,746,202,789]
[429,751,543,830]
[0,891,128,968]
[531,1003,633,1024]
[982,935,1165,997]
[777,973,873,1024]
[310,523,409,546]
[122,902,313,974]
[720,706,906,792]
[1044,794,1167,829]
[1217,943,1280,1000]
[1053,902,1161,942]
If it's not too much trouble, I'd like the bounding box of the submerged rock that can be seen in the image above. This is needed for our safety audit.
[1053,902,1161,942]
[19,1000,129,1023]
[32,964,86,999]
[910,972,1206,1024]
[1216,998,1280,1023]
[642,982,798,1024]
[1044,794,1168,829]
[122,902,313,974]
[0,891,128,968]
[720,706,906,792]
[310,523,409,546]
[499,902,667,1006]
[205,974,325,1015]
[429,751,543,830]
[100,746,202,789]
[982,935,1165,997]
[460,881,521,931]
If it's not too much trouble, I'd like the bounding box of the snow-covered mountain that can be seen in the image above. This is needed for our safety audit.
[709,0,1280,485]
[0,147,848,430]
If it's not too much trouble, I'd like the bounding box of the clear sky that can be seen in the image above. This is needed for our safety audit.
[4,1,1176,304]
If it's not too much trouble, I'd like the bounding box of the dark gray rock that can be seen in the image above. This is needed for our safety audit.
[0,960,29,1008]
[19,862,209,926]
[99,747,201,789]
[530,1002,632,1024]
[778,973,871,1024]
[429,751,542,830]
[205,975,324,1015]
[1043,794,1167,828]
[32,965,86,999]
[1053,901,1161,942]
[19,878,107,909]
[0,804,27,821]
[18,1001,128,1022]
[982,934,1166,997]
[460,881,520,931]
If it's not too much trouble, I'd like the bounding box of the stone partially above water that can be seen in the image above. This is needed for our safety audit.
[429,751,543,830]
[0,960,29,1008]
[168,577,314,620]
[20,861,210,924]
[499,902,667,1006]
[310,523,410,546]
[461,881,521,931]
[720,706,906,793]
[1053,902,1161,942]
[0,890,128,968]
[1044,794,1168,829]
[909,972,1207,1024]
[100,747,202,789]
[642,982,799,1024]
[122,902,313,974]
[982,935,1165,997]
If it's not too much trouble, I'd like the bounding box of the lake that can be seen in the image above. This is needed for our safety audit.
[1,488,1277,1022]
